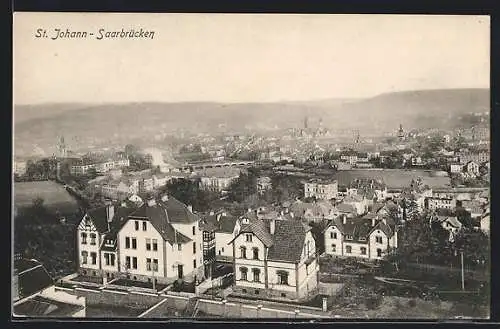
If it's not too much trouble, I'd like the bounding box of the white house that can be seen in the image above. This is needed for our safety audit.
[229,218,319,301]
[304,179,338,200]
[324,214,398,261]
[450,163,463,174]
[76,195,204,285]
[201,211,241,260]
[116,196,203,284]
[465,161,480,176]
[197,167,242,193]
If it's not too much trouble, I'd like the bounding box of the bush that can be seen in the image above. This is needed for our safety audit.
[365,295,383,310]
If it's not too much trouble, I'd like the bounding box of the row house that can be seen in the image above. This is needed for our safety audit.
[71,157,130,176]
[304,179,338,200]
[324,214,398,261]
[425,197,457,211]
[229,217,319,301]
[197,167,242,193]
[458,151,489,165]
[77,195,204,285]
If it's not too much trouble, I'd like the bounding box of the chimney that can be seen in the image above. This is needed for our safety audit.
[290,212,294,218]
[342,215,347,225]
[270,219,276,235]
[216,213,222,222]
[372,217,376,227]
[247,208,252,213]
[209,211,215,216]
[187,205,193,213]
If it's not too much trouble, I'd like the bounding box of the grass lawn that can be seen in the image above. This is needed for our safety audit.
[14,181,79,213]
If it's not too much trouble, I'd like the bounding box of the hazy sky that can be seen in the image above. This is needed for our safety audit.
[14,13,489,104]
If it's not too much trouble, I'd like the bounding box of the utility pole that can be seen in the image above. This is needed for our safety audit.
[461,251,465,291]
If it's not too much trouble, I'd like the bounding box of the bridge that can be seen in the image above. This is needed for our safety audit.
[179,160,255,172]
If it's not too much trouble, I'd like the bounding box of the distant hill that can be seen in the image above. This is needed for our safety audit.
[13,88,489,156]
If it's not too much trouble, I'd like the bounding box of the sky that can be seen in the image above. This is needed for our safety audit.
[14,13,490,104]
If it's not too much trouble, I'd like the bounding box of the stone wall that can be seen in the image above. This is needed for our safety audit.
[74,288,162,309]
[140,296,190,318]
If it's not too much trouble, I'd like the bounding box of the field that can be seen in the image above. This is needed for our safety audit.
[14,181,79,213]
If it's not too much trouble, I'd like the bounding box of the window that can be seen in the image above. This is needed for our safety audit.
[240,246,247,259]
[135,221,139,231]
[376,236,383,244]
[252,268,261,282]
[240,267,248,281]
[146,238,151,251]
[126,256,131,269]
[330,232,337,239]
[193,259,197,269]
[253,248,259,260]
[132,238,137,249]
[81,251,88,264]
[277,271,289,285]
[90,252,97,265]
[246,234,253,242]
[81,233,87,244]
[153,259,158,272]
[346,246,352,254]
[346,235,353,240]
[90,233,96,245]
[255,290,259,295]
[361,247,367,255]
[178,243,182,251]
[359,237,366,241]
[192,226,196,236]
[332,244,336,253]
[281,293,286,298]
[221,247,224,253]
[242,289,247,293]
[193,242,196,254]
[377,249,382,257]
[132,257,138,269]
[153,239,158,251]
[125,237,130,249]
[104,253,110,265]
[110,254,115,266]
[143,221,147,231]
[146,258,152,271]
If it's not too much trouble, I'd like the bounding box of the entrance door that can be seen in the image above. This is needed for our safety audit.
[178,265,184,279]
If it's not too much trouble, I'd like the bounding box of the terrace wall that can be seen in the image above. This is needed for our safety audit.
[73,288,162,308]
[140,296,189,318]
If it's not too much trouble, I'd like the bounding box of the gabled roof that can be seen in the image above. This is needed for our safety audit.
[437,216,462,228]
[236,219,274,247]
[14,295,84,317]
[201,213,238,234]
[327,216,394,242]
[127,201,192,244]
[15,259,53,299]
[267,220,310,263]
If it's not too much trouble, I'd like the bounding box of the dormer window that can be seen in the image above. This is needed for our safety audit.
[359,237,366,242]
[345,235,353,241]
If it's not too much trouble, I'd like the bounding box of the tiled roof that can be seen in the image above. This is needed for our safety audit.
[14,295,84,317]
[238,219,274,247]
[267,220,309,263]
[328,216,394,242]
[126,197,196,244]
[15,260,53,299]
[201,213,238,234]
[336,203,357,214]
